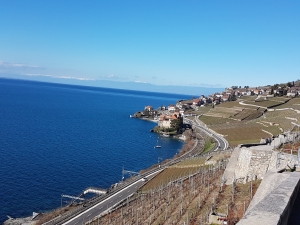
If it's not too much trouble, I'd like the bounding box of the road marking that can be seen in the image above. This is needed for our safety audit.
[99,206,103,209]
[87,213,92,217]
[110,200,113,203]
[119,195,122,197]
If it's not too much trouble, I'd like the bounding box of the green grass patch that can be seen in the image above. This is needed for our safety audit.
[202,140,215,153]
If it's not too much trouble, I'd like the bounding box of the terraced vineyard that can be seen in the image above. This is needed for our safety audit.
[232,108,264,121]
[273,97,300,110]
[212,123,270,146]
[219,101,246,108]
[88,152,259,225]
[199,115,234,125]
[196,106,211,114]
[196,97,300,146]
[141,156,221,191]
[243,109,265,120]
[242,100,282,108]
[204,107,241,118]
[239,95,257,101]
[253,109,300,132]
[241,96,291,108]
[259,125,282,136]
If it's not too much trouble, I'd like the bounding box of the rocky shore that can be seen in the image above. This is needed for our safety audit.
[3,213,39,225]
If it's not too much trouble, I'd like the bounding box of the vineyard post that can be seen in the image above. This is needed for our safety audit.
[208,179,210,193]
[193,178,195,196]
[227,203,229,215]
[250,179,253,199]
[187,211,189,225]
[220,176,223,192]
[232,176,235,202]
[165,202,168,221]
[206,209,209,223]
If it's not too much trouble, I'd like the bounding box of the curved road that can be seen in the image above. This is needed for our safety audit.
[184,116,229,151]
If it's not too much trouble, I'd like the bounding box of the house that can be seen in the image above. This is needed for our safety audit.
[158,115,172,128]
[158,113,179,128]
[245,90,253,96]
[176,102,183,109]
[179,109,185,115]
[235,88,248,96]
[144,106,153,111]
[221,94,230,102]
[168,104,177,112]
[253,89,263,95]
[158,106,167,111]
[193,99,201,106]
[287,87,299,97]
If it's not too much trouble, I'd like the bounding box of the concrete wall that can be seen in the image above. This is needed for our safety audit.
[237,171,300,225]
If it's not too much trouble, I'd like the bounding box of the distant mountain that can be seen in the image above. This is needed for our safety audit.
[88,80,224,96]
[0,74,224,96]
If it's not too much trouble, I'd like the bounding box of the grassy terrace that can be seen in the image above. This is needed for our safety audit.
[273,97,300,110]
[241,96,291,108]
[253,109,300,132]
[199,115,234,125]
[242,100,282,108]
[141,152,231,192]
[232,108,264,121]
[141,158,208,191]
[204,107,241,118]
[211,123,270,146]
[239,95,257,101]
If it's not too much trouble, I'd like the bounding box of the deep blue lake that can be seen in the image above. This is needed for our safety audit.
[0,78,194,223]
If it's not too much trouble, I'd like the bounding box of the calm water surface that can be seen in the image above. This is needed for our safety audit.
[0,79,193,223]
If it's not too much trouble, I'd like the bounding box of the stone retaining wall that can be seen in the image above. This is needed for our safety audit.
[224,144,298,184]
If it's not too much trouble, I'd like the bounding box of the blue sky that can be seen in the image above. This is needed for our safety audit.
[0,1,299,89]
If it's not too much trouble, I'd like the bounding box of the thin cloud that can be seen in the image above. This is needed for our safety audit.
[188,82,223,88]
[23,73,95,81]
[0,61,40,68]
[103,74,126,80]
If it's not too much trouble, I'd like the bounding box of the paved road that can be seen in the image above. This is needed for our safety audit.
[62,171,160,225]
[184,116,229,151]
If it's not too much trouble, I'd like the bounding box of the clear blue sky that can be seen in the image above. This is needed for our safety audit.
[0,1,299,88]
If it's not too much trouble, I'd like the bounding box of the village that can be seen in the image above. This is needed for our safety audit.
[135,81,300,140]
